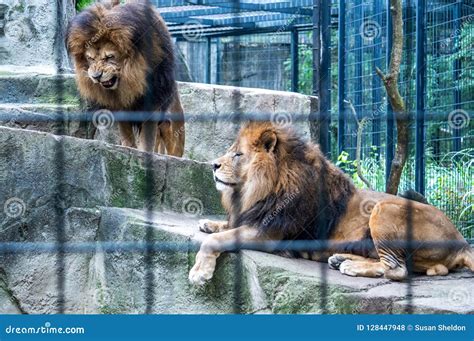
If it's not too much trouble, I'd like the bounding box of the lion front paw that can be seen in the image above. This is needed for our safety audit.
[339,260,384,278]
[188,251,217,285]
[328,254,349,270]
[198,219,217,234]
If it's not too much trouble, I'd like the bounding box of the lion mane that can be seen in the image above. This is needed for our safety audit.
[223,122,355,241]
[66,2,176,112]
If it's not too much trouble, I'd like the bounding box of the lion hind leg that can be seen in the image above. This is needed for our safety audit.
[461,248,474,272]
[426,264,449,276]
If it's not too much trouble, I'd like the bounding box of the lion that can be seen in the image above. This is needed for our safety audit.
[189,121,474,285]
[66,1,184,155]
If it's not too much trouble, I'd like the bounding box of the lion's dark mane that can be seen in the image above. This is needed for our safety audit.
[66,3,176,112]
[231,128,355,242]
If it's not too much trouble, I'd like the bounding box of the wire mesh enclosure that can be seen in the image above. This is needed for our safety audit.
[0,0,473,317]
[159,0,473,239]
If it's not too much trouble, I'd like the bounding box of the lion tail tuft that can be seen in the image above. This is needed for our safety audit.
[462,248,474,272]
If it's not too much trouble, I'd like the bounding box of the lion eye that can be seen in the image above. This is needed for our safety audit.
[233,152,243,158]
[105,55,115,60]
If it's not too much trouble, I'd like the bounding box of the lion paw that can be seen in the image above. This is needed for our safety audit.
[188,252,217,286]
[328,254,348,270]
[198,219,216,234]
[339,260,384,278]
[339,260,358,276]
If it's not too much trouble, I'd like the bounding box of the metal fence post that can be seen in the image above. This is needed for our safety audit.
[206,37,212,84]
[453,1,462,152]
[337,0,346,157]
[291,29,299,93]
[415,0,426,195]
[314,0,331,156]
[372,1,382,158]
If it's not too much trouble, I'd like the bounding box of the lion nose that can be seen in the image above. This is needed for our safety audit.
[91,71,103,81]
[212,162,221,171]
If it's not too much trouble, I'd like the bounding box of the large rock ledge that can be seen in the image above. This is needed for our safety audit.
[1,207,472,314]
[0,73,317,161]
[0,126,222,217]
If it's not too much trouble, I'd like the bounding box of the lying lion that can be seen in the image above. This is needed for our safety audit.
[189,122,474,285]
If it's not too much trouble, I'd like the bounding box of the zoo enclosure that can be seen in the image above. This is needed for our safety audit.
[0,0,472,316]
[157,0,473,239]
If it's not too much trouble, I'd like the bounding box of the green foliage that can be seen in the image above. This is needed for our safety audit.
[283,42,313,95]
[426,22,474,111]
[76,0,95,11]
[337,148,474,239]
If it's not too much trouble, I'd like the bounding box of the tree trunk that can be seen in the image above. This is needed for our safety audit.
[376,0,408,195]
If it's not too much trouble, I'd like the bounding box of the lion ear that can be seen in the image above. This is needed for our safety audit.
[258,130,278,152]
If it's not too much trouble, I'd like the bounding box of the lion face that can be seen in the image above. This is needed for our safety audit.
[212,123,279,193]
[212,145,243,192]
[85,42,122,90]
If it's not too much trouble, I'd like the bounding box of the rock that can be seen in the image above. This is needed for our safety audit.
[0,126,223,216]
[2,206,471,314]
[0,73,317,161]
[0,0,74,69]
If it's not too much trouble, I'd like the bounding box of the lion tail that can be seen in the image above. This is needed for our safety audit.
[461,248,474,272]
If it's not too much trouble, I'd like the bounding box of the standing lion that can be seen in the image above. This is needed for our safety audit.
[66,1,185,155]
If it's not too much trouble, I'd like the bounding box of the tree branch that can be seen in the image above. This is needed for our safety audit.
[376,0,408,195]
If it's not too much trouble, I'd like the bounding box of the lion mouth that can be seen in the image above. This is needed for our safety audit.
[214,176,237,188]
[100,76,118,89]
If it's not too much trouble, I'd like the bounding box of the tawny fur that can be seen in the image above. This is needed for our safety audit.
[189,122,473,285]
[66,2,184,155]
